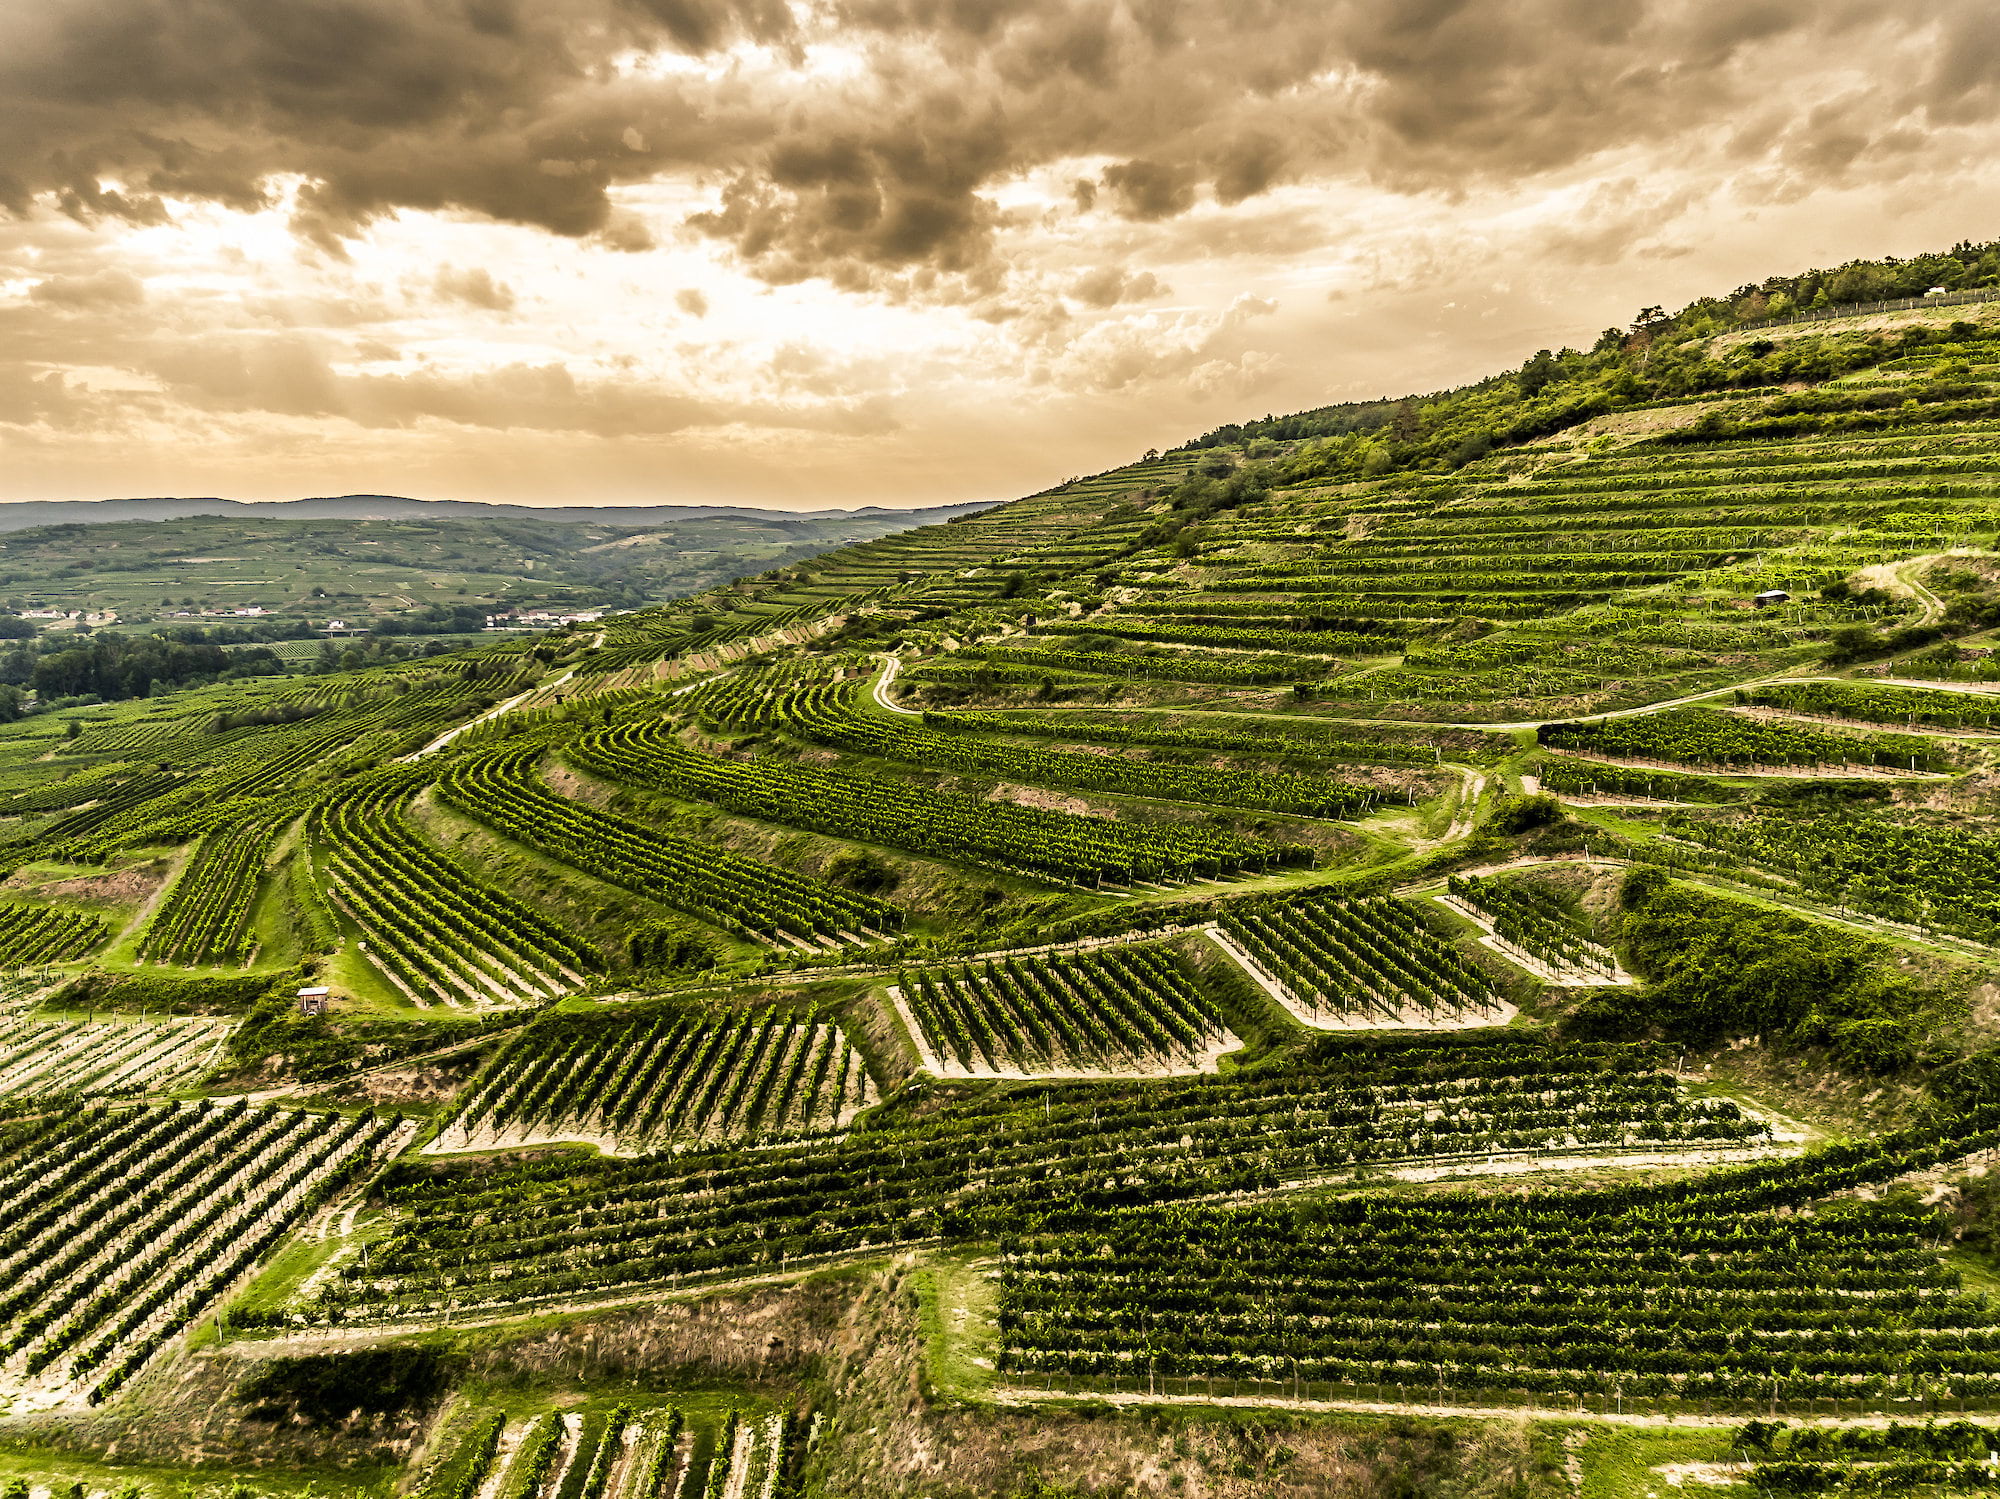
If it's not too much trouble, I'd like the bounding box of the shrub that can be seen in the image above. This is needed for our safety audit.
[1616,879,1926,1058]
[237,1347,466,1424]
[1486,793,1562,835]
[628,918,723,973]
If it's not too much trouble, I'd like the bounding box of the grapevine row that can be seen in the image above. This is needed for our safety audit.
[570,717,1305,888]
[1219,896,1503,1024]
[436,744,898,944]
[435,1005,877,1153]
[308,772,602,1007]
[895,943,1229,1075]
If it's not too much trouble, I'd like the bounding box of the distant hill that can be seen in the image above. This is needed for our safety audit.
[0,494,991,533]
[0,499,997,636]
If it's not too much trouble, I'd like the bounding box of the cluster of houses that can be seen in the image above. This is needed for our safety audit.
[18,607,118,626]
[483,608,608,629]
[10,601,619,635]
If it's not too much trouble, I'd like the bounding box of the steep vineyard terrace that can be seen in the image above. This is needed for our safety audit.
[8,308,2000,1441]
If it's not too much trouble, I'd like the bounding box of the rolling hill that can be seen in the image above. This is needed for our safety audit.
[5,251,2000,1495]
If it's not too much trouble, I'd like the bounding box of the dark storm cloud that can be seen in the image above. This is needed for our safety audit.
[1,1,1992,293]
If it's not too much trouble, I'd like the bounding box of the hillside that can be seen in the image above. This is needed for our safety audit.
[9,266,2000,1496]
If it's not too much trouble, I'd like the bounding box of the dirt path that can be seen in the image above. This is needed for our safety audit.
[1382,764,1488,855]
[1855,554,1953,624]
[405,673,572,760]
[990,1385,1989,1429]
[474,1421,528,1499]
[873,654,920,715]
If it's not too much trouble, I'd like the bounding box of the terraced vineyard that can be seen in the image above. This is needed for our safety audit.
[892,943,1232,1077]
[922,705,1445,766]
[688,669,1378,818]
[0,903,108,963]
[330,1034,1778,1325]
[1443,875,1624,983]
[1734,1421,2000,1494]
[0,1102,409,1402]
[138,816,279,966]
[1533,756,1742,803]
[437,744,899,945]
[1538,706,1954,772]
[0,1017,230,1097]
[6,248,2000,1481]
[1739,678,2000,728]
[995,1111,2000,1405]
[1216,897,1509,1027]
[570,714,1306,887]
[435,1007,878,1153]
[1667,811,2000,939]
[309,772,603,1007]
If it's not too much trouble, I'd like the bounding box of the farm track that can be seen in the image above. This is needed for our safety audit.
[405,675,569,761]
[873,652,920,714]
[990,1385,1979,1429]
[214,1247,931,1348]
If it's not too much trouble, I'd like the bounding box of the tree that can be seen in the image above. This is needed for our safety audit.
[1450,430,1494,467]
[1824,625,1883,664]
[1518,349,1559,397]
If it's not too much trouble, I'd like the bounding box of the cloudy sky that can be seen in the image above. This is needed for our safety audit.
[2,1,1997,512]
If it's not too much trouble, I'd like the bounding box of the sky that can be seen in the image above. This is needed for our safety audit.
[1,1,1998,513]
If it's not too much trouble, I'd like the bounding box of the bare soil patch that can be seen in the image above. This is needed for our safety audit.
[7,860,168,908]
